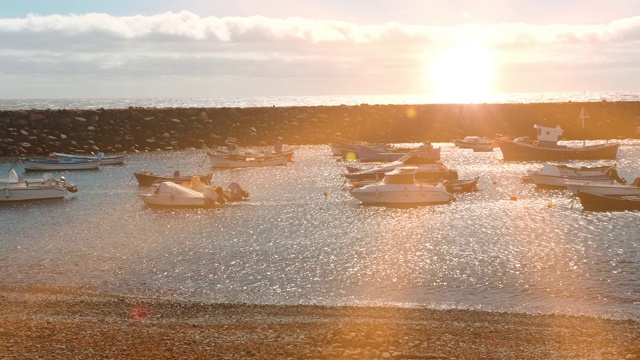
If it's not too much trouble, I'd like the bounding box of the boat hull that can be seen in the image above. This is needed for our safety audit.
[208,153,288,168]
[577,191,640,211]
[1,184,67,201]
[349,184,454,205]
[140,195,213,208]
[51,152,126,165]
[496,139,619,161]
[530,173,614,188]
[21,158,101,171]
[134,172,213,187]
[565,182,640,196]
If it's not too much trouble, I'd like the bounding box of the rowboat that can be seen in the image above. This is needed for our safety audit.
[208,151,290,168]
[50,152,126,165]
[565,178,640,196]
[20,157,101,171]
[525,164,623,188]
[452,136,494,152]
[576,191,640,211]
[133,170,214,187]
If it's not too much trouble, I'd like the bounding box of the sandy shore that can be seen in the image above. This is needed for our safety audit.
[0,289,638,359]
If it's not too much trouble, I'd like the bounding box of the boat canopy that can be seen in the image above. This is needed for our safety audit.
[157,182,204,198]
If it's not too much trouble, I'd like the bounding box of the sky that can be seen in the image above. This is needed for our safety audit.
[0,0,639,101]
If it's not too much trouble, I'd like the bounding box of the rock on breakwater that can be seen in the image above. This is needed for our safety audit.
[1,102,639,156]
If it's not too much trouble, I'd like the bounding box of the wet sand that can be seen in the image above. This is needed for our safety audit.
[0,288,639,359]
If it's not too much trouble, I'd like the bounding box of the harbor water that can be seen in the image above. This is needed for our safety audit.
[1,142,639,321]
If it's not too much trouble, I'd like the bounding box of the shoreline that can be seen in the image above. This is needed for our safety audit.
[1,288,639,359]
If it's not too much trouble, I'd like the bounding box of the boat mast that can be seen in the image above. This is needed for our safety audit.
[579,107,589,146]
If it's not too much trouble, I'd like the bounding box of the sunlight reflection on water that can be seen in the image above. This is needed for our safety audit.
[1,143,639,320]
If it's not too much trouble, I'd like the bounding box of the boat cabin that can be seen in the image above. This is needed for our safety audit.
[534,124,563,146]
[383,167,417,185]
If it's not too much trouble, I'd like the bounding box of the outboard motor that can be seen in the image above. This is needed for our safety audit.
[606,168,626,184]
[202,187,223,205]
[228,182,249,199]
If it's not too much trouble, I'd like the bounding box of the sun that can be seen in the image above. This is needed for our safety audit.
[429,44,494,103]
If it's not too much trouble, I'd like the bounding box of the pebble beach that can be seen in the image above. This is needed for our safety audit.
[1,288,639,359]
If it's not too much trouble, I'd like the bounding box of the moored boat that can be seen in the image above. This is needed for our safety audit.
[1,169,77,202]
[133,170,213,187]
[352,142,441,162]
[576,191,640,211]
[343,153,457,182]
[20,157,102,171]
[208,150,290,168]
[565,177,640,196]
[452,136,494,152]
[50,152,126,165]
[496,110,619,161]
[348,166,454,205]
[140,181,225,208]
[526,164,624,188]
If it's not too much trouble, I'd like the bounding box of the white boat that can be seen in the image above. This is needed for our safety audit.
[565,178,640,196]
[20,157,101,171]
[1,169,77,202]
[527,164,623,188]
[348,166,454,205]
[173,175,250,203]
[452,136,494,152]
[140,181,225,208]
[50,152,126,165]
[208,150,290,168]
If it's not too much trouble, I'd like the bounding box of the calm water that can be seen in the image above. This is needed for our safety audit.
[1,143,639,321]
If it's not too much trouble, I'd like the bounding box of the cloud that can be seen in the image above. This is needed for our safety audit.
[0,11,639,98]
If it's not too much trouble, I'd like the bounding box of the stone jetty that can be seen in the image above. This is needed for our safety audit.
[1,101,639,156]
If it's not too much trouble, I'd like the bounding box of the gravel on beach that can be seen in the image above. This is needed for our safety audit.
[1,289,639,359]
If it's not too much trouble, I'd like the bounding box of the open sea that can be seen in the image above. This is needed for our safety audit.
[1,92,639,322]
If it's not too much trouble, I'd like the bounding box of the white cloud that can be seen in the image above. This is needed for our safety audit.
[0,11,639,98]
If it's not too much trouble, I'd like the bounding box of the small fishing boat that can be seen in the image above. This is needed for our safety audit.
[348,166,454,205]
[442,176,480,193]
[565,177,640,196]
[350,176,479,193]
[525,164,624,188]
[1,169,77,202]
[576,191,640,211]
[452,136,494,152]
[133,170,214,187]
[495,109,619,161]
[20,157,102,171]
[50,152,126,165]
[352,142,441,162]
[208,150,290,168]
[140,181,225,208]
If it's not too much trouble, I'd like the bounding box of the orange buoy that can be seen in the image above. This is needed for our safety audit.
[510,195,518,201]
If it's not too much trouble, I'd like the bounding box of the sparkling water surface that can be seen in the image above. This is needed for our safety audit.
[1,143,639,321]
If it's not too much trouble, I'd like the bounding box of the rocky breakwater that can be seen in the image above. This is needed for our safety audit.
[1,101,639,156]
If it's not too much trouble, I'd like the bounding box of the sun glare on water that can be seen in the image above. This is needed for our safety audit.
[429,44,494,103]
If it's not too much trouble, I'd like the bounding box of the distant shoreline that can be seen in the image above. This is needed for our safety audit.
[1,287,639,359]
